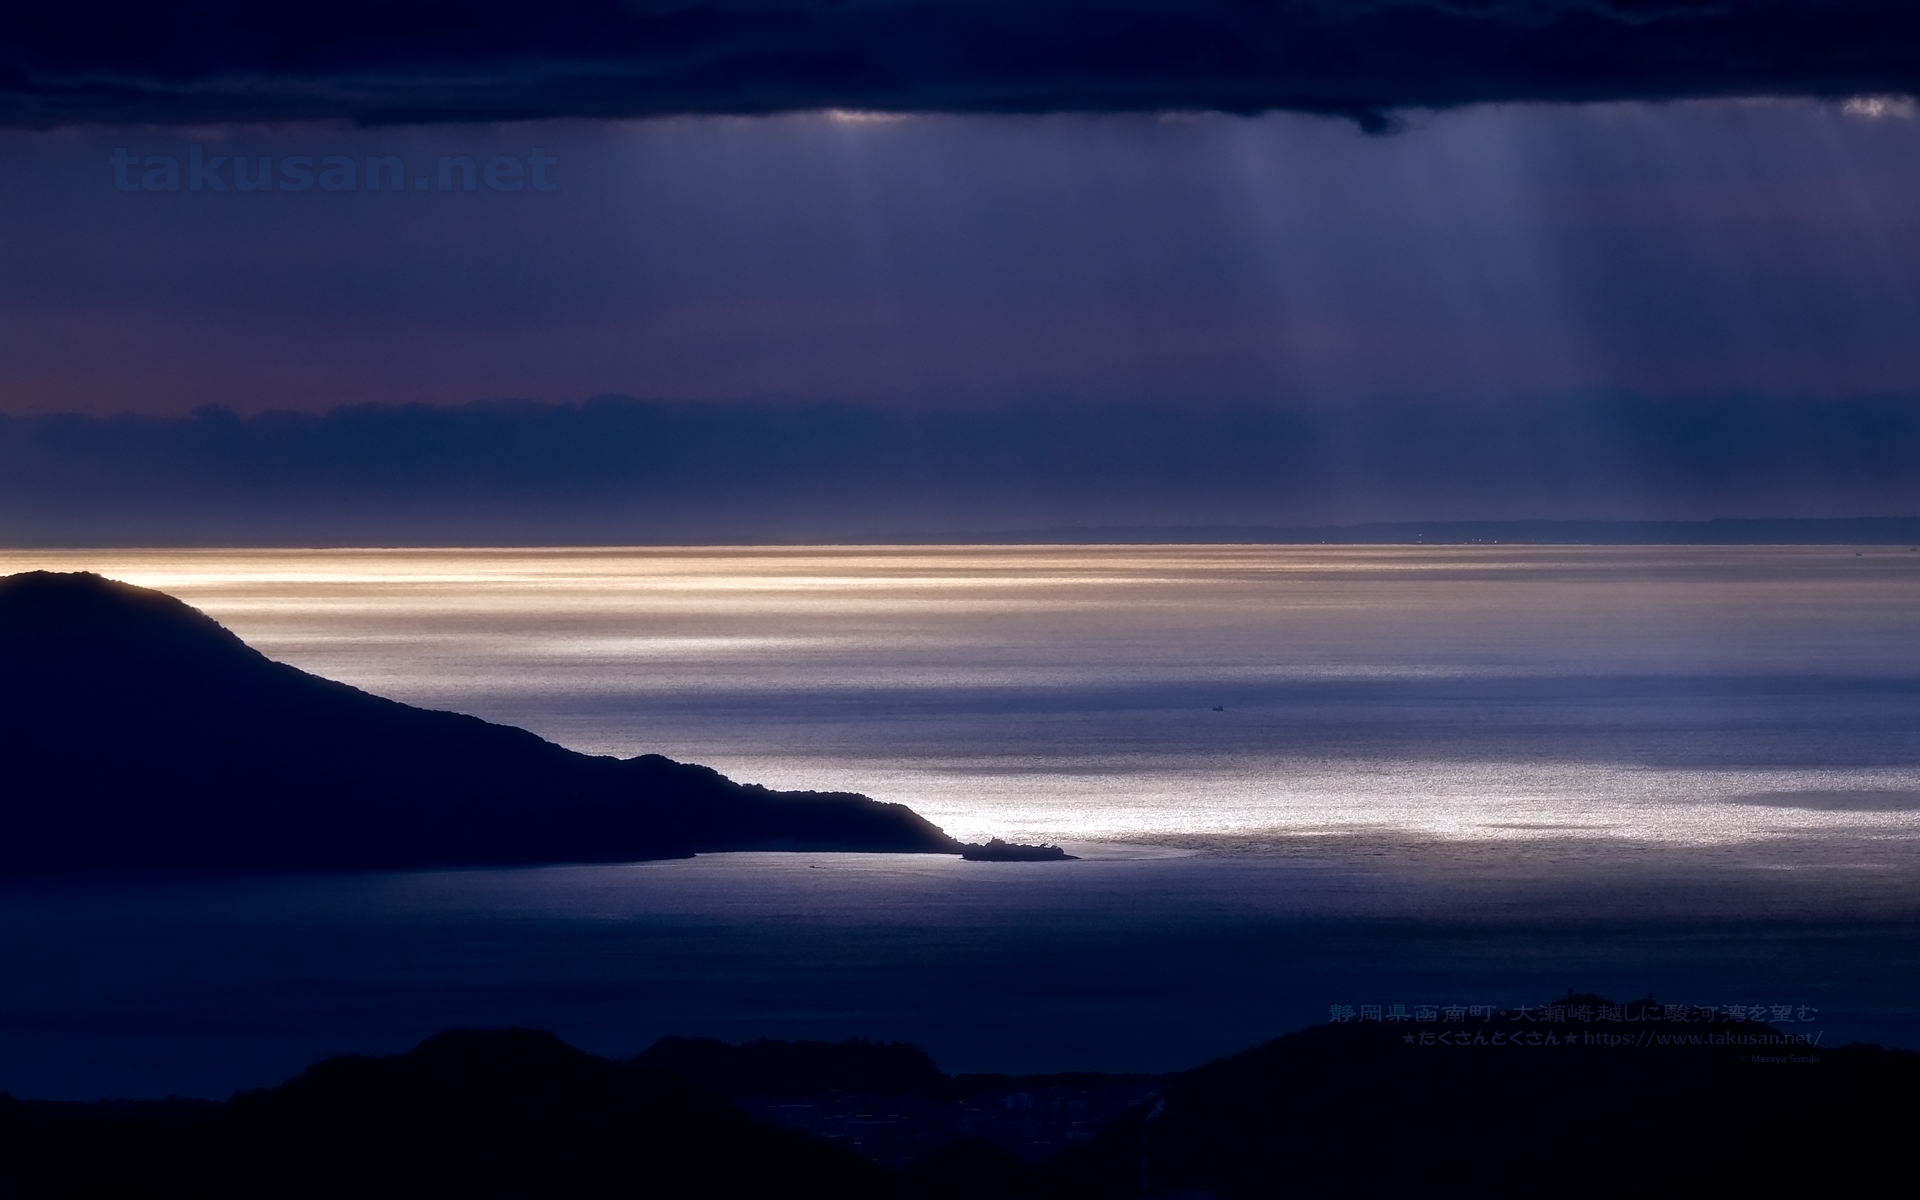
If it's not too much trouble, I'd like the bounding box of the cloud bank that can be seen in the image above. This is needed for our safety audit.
[4,396,1917,545]
[3,2,1919,129]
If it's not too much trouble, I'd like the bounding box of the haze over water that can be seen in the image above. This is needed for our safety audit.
[12,544,1920,851]
[4,544,1918,1096]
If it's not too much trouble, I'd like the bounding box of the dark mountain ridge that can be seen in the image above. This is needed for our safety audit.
[0,1029,893,1199]
[0,570,957,873]
[1,1006,1913,1198]
[1058,996,1917,1198]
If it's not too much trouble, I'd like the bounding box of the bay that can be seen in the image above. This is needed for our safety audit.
[2,545,1916,1098]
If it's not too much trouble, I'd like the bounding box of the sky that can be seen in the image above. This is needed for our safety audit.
[1,3,1918,540]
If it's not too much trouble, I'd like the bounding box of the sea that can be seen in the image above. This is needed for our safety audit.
[2,545,1917,1099]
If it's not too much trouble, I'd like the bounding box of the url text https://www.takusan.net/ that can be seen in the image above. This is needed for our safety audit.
[111,146,558,193]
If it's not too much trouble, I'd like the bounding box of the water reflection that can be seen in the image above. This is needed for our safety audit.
[4,545,1918,849]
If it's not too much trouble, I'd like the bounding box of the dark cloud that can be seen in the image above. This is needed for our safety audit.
[8,105,1920,417]
[3,395,1916,545]
[2,2,1918,129]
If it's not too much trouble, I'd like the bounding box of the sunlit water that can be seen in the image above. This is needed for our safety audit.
[10,544,1920,848]
[2,545,1917,1096]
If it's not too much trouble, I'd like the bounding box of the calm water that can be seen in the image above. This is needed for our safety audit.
[2,545,1918,1097]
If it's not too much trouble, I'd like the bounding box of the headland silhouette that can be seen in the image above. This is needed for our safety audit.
[0,571,959,874]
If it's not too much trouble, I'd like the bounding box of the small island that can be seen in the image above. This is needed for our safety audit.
[959,838,1078,861]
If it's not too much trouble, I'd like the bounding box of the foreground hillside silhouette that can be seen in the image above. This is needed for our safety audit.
[0,571,957,873]
[0,1030,890,1199]
[0,1002,1913,1198]
[1054,996,1916,1197]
